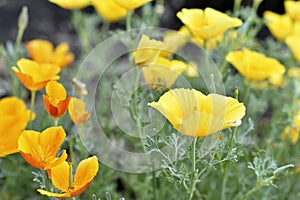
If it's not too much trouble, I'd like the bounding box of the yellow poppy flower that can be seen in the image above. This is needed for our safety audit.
[43,81,71,119]
[92,0,127,22]
[25,39,74,68]
[38,156,99,198]
[263,11,292,40]
[285,35,300,63]
[226,48,286,81]
[176,8,242,40]
[0,97,33,157]
[142,57,187,90]
[68,97,90,125]
[133,35,165,67]
[12,58,60,91]
[48,0,91,9]
[18,126,68,170]
[148,88,246,137]
[114,0,152,10]
[285,0,300,22]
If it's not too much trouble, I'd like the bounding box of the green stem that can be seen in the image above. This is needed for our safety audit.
[14,23,25,61]
[126,10,133,31]
[189,137,198,200]
[152,168,157,200]
[243,80,251,104]
[54,118,59,126]
[29,91,36,129]
[68,134,74,163]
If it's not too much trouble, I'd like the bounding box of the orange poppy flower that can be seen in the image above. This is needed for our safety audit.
[43,81,71,119]
[68,98,90,125]
[18,126,68,170]
[12,58,60,91]
[25,39,74,68]
[0,97,33,157]
[38,156,99,198]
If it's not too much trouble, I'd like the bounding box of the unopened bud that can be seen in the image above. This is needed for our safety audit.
[18,6,28,31]
[273,164,294,179]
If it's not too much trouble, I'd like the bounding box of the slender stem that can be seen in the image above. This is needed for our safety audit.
[14,24,25,61]
[243,80,252,104]
[152,168,157,200]
[126,10,133,31]
[68,134,74,163]
[189,137,198,200]
[101,20,110,33]
[29,91,36,129]
[54,118,59,126]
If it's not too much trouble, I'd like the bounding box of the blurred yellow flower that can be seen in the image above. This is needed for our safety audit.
[38,156,99,198]
[134,35,164,67]
[285,0,300,22]
[43,81,71,119]
[0,97,33,157]
[264,11,292,40]
[285,35,300,63]
[148,88,246,137]
[176,8,242,40]
[282,126,299,145]
[18,126,68,170]
[12,58,60,91]
[142,57,187,90]
[68,97,90,125]
[226,48,286,80]
[114,0,152,10]
[159,27,188,58]
[184,63,199,78]
[49,0,91,9]
[92,0,127,22]
[25,39,74,68]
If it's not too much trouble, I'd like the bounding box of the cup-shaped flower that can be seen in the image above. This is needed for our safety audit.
[43,81,71,119]
[264,11,292,40]
[177,8,242,40]
[12,58,60,91]
[68,97,90,125]
[285,35,300,63]
[285,0,300,22]
[25,39,74,68]
[142,57,187,90]
[48,0,91,9]
[226,48,286,81]
[38,156,99,198]
[282,126,299,145]
[148,88,246,137]
[18,126,68,170]
[114,0,152,10]
[134,35,165,67]
[0,97,33,157]
[92,0,127,22]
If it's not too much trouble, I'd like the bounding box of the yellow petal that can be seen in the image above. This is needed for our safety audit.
[25,39,53,63]
[264,11,292,40]
[92,0,127,22]
[68,98,90,125]
[37,189,68,198]
[114,0,152,10]
[177,8,242,40]
[134,35,164,67]
[49,0,91,9]
[226,48,286,80]
[49,161,69,192]
[73,156,99,190]
[285,35,300,63]
[285,1,300,22]
[46,81,67,102]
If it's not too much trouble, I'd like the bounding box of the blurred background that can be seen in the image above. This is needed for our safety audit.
[0,0,285,45]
